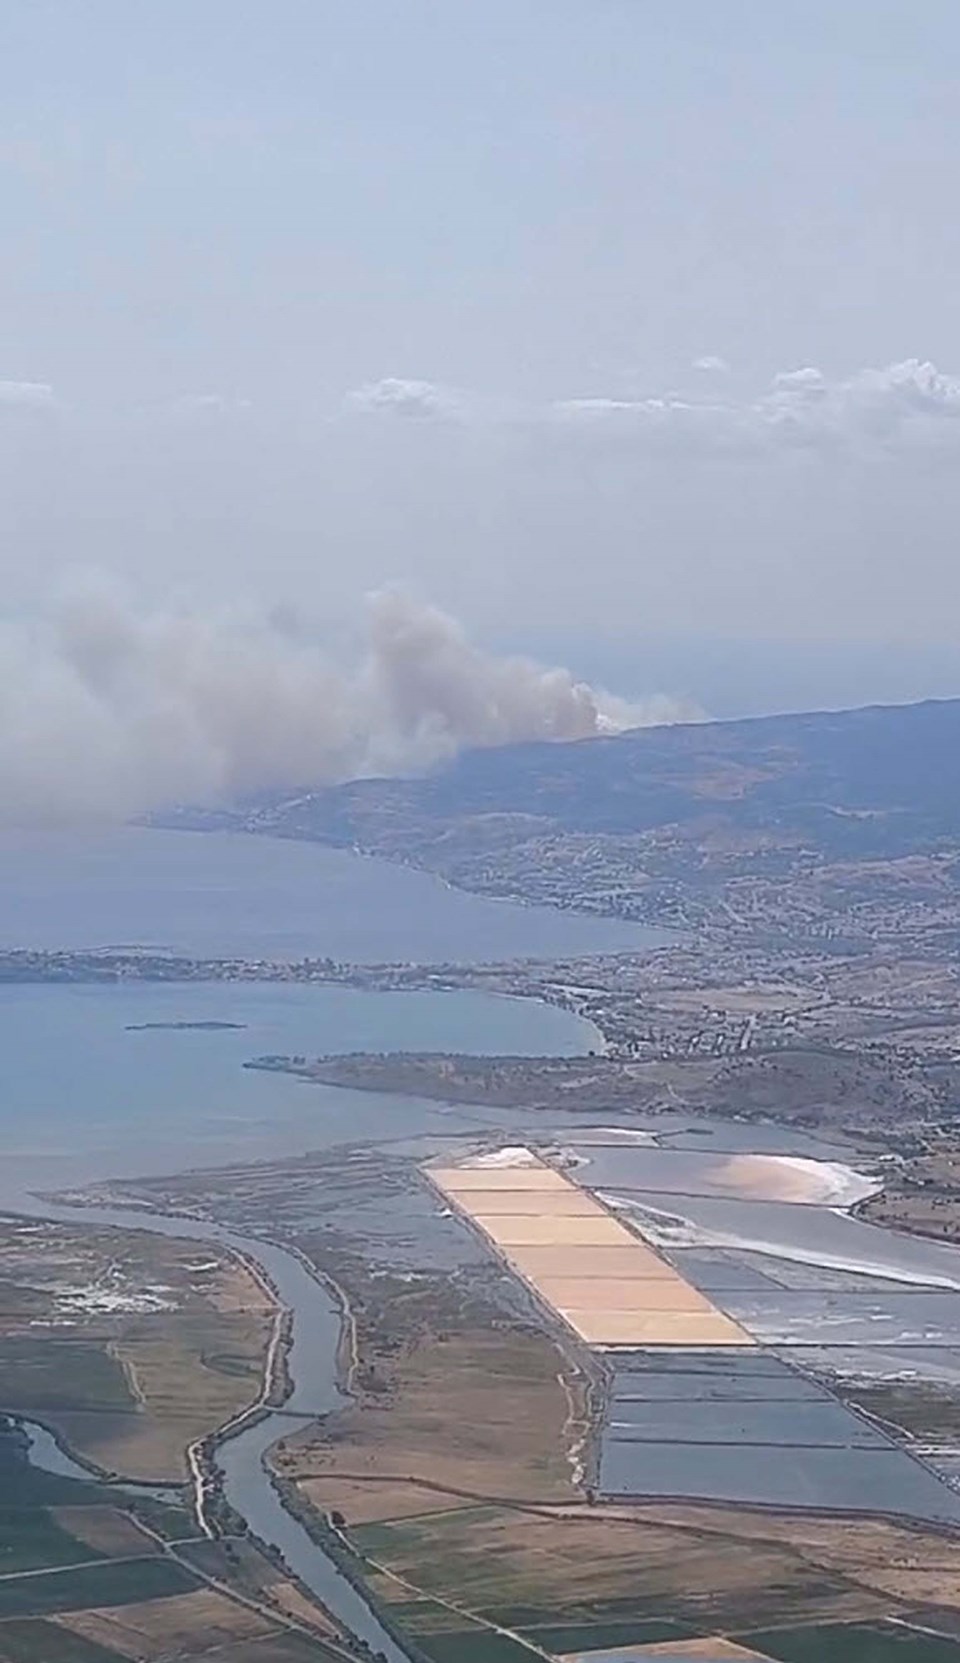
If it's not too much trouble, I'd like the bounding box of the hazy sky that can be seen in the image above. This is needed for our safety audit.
[4,2,960,711]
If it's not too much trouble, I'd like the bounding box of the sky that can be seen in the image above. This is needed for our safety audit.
[4,1,960,719]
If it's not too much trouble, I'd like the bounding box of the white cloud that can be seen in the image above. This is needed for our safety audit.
[549,394,762,458]
[691,355,730,374]
[0,380,56,410]
[344,376,463,421]
[771,366,825,391]
[169,392,253,416]
[549,358,960,460]
[343,359,960,460]
[162,392,254,426]
[758,359,960,449]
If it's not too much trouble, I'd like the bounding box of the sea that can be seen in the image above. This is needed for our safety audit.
[2,822,956,1303]
[0,825,666,960]
[8,824,960,1533]
[0,825,662,1192]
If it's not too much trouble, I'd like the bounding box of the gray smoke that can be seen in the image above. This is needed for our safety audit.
[0,585,698,825]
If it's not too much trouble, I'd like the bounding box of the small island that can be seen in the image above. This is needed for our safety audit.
[125,1020,248,1032]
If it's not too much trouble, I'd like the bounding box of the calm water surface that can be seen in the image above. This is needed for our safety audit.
[0,979,598,1192]
[0,825,668,960]
[0,824,641,1192]
[6,824,960,1586]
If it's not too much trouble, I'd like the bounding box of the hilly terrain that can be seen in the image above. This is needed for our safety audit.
[168,697,960,947]
[146,695,960,1140]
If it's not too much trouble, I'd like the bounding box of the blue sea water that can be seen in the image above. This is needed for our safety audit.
[0,978,596,1190]
[0,825,667,961]
[8,827,960,1538]
[0,826,626,1191]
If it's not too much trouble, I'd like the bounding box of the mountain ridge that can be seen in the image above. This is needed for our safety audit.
[158,694,960,944]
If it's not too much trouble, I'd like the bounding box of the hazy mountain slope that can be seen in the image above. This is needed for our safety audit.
[216,697,959,848]
[166,698,960,940]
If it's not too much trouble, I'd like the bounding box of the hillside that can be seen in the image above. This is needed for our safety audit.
[166,697,960,945]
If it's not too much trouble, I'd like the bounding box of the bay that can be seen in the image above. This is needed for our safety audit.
[0,822,655,1191]
[0,825,666,961]
[0,979,598,1193]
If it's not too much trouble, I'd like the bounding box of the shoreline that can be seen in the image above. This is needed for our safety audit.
[10,1138,960,1656]
[0,944,613,1055]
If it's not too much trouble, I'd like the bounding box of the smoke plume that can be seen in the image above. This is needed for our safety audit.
[0,586,696,825]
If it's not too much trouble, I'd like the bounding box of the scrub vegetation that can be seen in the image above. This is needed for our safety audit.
[0,1221,274,1481]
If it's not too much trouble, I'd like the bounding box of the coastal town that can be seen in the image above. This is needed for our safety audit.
[7,924,960,1138]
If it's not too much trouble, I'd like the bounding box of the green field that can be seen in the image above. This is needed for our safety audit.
[0,1425,106,1512]
[0,1504,107,1576]
[387,1589,697,1661]
[362,1588,551,1661]
[0,1558,198,1619]
[514,1619,697,1650]
[412,1634,545,1662]
[0,1417,194,1534]
[127,1496,199,1540]
[0,1340,134,1416]
[0,1620,125,1663]
[0,1418,199,1619]
[0,1423,344,1663]
[744,1623,960,1661]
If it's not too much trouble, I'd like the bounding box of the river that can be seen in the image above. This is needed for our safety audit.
[11,1190,415,1661]
[11,825,954,1646]
[0,824,669,1657]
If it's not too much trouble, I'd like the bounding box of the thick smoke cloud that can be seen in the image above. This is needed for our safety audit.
[0,587,695,825]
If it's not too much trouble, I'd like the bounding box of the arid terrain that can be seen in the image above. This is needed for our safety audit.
[151,698,960,1151]
[0,1221,275,1482]
[169,696,960,948]
[94,1121,960,1662]
[861,1138,960,1243]
[0,1225,358,1663]
[9,699,960,1658]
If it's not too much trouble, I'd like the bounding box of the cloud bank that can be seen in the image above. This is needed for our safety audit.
[347,358,960,459]
[344,377,465,421]
[10,357,960,459]
[0,587,695,826]
[0,380,56,411]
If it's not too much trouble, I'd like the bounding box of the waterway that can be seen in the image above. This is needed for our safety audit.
[6,825,960,1642]
[0,824,671,1656]
[21,1420,176,1505]
[11,1191,413,1661]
